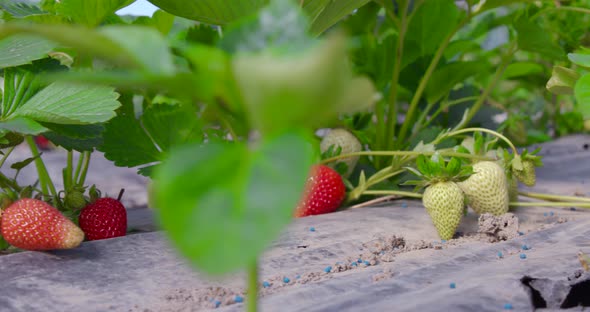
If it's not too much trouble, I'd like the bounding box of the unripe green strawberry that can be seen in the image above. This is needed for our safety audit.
[508,175,518,203]
[422,181,464,240]
[65,191,87,210]
[320,128,361,177]
[458,161,509,215]
[512,160,536,187]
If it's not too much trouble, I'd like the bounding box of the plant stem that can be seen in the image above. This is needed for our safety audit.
[247,260,258,312]
[456,41,516,128]
[518,191,590,203]
[396,17,470,147]
[383,0,410,156]
[510,202,590,208]
[0,146,16,168]
[362,190,423,198]
[73,151,84,185]
[321,150,494,165]
[65,150,73,190]
[441,127,518,155]
[77,151,91,186]
[24,136,57,200]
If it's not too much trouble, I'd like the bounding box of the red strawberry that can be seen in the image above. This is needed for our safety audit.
[294,165,346,217]
[34,135,52,150]
[0,198,84,250]
[79,197,127,241]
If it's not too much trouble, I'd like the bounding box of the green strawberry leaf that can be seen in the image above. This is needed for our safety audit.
[574,74,590,120]
[514,17,565,60]
[57,0,134,27]
[132,10,176,35]
[308,0,371,35]
[402,0,462,68]
[141,104,203,151]
[0,0,45,18]
[99,113,163,168]
[0,117,48,135]
[0,35,56,68]
[43,132,103,152]
[1,67,43,118]
[10,154,41,170]
[40,123,104,139]
[569,53,590,68]
[0,24,174,74]
[147,0,267,25]
[137,164,159,177]
[425,61,488,104]
[218,0,312,55]
[12,82,120,125]
[153,130,315,274]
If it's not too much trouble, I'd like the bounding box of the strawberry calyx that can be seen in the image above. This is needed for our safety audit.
[404,153,473,190]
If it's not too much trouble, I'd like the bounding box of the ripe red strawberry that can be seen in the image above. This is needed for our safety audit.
[79,197,127,241]
[0,198,84,250]
[294,165,346,217]
[34,135,52,150]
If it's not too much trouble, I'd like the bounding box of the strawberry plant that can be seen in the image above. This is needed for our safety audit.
[0,0,590,311]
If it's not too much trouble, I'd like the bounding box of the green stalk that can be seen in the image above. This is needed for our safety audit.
[396,17,470,147]
[76,151,91,186]
[65,150,73,190]
[247,260,258,312]
[362,190,423,198]
[441,127,518,155]
[73,151,84,185]
[456,41,517,129]
[0,146,16,168]
[24,136,57,199]
[510,202,590,208]
[321,150,494,165]
[519,191,590,203]
[382,0,410,157]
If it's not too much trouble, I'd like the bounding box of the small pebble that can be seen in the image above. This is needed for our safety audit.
[262,281,270,288]
[449,282,456,289]
[309,227,315,232]
[570,207,577,211]
[519,253,527,259]
[214,300,221,308]
[324,266,332,273]
[234,296,243,303]
[283,277,290,283]
[363,260,371,266]
[518,231,524,236]
[296,274,301,279]
[351,262,358,267]
[401,202,408,208]
[550,211,554,216]
[497,251,503,258]
[504,303,513,310]
[522,245,530,251]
